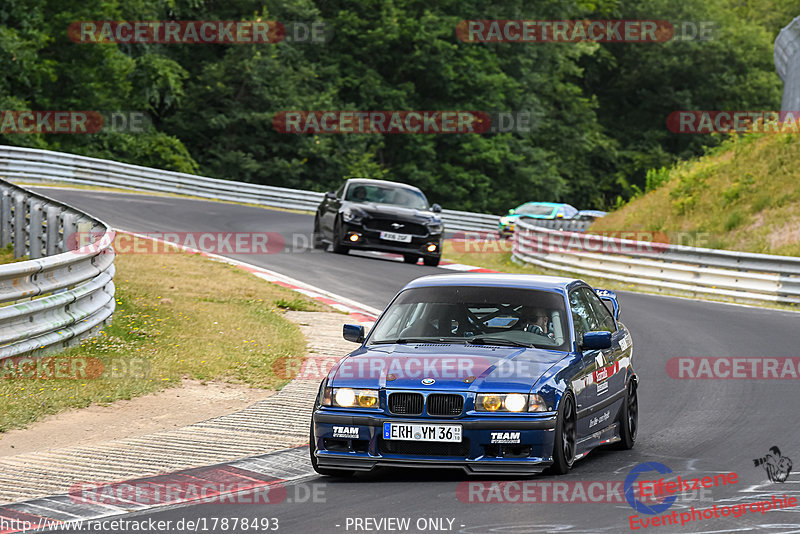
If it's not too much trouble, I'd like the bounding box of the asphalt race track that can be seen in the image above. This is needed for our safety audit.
[37,188,800,533]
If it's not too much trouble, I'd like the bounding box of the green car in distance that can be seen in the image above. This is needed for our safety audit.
[498,202,578,237]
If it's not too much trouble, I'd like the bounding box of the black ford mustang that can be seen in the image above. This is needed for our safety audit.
[313,179,444,266]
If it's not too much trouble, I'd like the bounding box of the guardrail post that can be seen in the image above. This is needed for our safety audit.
[0,188,11,248]
[29,199,44,259]
[13,192,28,259]
[62,212,78,252]
[45,204,61,255]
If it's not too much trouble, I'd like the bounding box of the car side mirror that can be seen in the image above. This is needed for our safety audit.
[325,191,337,200]
[582,331,612,350]
[343,324,365,343]
[431,203,442,213]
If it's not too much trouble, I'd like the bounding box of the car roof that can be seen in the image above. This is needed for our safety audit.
[403,273,583,292]
[346,178,423,193]
[516,202,575,209]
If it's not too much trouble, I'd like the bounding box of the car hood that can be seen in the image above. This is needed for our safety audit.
[344,202,438,222]
[328,343,564,393]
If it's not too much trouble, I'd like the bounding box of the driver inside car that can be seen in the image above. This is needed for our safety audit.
[517,306,555,339]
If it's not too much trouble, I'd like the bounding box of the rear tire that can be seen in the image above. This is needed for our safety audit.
[309,408,355,478]
[332,219,349,255]
[403,254,419,264]
[613,379,638,450]
[547,392,577,475]
[423,256,440,267]
[312,217,326,250]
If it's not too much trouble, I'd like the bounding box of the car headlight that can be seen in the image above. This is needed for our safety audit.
[427,222,443,234]
[476,393,549,412]
[342,209,362,223]
[322,387,379,408]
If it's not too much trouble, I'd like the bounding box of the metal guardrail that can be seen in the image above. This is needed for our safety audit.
[0,145,509,232]
[0,179,115,359]
[512,219,800,305]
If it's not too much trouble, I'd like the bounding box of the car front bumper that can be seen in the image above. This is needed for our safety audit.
[339,222,442,257]
[312,410,557,475]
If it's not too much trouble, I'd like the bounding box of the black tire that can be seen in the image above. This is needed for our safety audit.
[613,379,638,450]
[309,410,355,478]
[548,392,577,475]
[312,217,326,250]
[331,219,349,255]
[403,254,419,264]
[423,256,440,267]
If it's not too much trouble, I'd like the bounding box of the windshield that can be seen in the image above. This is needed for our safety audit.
[369,285,570,351]
[517,204,556,216]
[345,183,429,210]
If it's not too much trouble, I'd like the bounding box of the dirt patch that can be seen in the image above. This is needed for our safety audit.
[0,380,274,457]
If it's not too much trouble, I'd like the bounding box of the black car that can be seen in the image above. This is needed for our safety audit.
[313,179,444,266]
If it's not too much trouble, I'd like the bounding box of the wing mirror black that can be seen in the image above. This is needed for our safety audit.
[582,331,612,350]
[343,324,365,343]
[325,191,337,200]
[431,203,442,213]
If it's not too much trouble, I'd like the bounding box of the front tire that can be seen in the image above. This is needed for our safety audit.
[309,411,355,478]
[331,219,350,255]
[403,254,419,264]
[614,379,638,450]
[548,392,577,475]
[423,256,440,267]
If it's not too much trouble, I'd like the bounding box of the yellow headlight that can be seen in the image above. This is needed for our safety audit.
[482,394,502,411]
[357,394,377,407]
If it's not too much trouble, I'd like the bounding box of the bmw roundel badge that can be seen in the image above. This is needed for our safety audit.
[421,378,435,385]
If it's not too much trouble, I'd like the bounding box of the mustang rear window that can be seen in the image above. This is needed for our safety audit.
[370,285,570,351]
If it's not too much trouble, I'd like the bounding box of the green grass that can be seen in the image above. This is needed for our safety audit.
[0,234,327,432]
[592,133,800,257]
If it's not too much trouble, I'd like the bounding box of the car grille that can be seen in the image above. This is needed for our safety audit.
[379,437,470,457]
[426,394,464,416]
[388,392,424,415]
[363,219,428,236]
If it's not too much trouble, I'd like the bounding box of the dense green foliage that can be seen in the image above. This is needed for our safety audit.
[0,0,792,212]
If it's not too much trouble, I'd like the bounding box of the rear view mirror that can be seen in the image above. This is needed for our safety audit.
[582,331,612,350]
[325,191,337,200]
[343,324,365,343]
[431,203,442,213]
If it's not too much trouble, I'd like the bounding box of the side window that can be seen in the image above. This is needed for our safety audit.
[568,290,594,341]
[582,288,616,332]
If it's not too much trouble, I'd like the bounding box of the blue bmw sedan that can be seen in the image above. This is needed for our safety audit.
[310,273,637,476]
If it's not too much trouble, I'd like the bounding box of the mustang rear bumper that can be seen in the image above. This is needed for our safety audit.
[313,411,558,475]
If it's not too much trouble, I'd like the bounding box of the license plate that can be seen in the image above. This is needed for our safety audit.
[383,423,462,442]
[379,231,412,243]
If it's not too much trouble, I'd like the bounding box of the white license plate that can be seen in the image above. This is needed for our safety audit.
[383,423,462,442]
[379,231,412,243]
